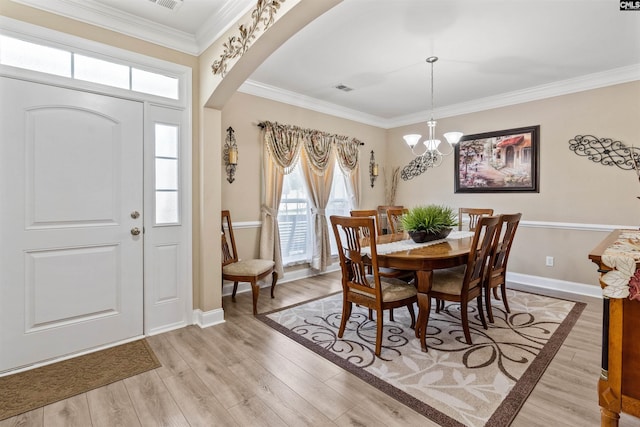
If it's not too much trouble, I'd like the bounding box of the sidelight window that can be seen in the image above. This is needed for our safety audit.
[154,123,180,224]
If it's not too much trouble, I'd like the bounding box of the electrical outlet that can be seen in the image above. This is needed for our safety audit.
[545,256,554,267]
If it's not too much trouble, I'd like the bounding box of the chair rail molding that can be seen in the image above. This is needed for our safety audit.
[520,220,636,232]
[230,219,636,232]
[225,220,262,229]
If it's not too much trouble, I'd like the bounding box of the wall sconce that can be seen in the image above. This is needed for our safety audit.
[224,126,238,183]
[369,150,378,188]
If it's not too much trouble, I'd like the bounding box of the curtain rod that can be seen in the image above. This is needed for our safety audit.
[257,121,365,145]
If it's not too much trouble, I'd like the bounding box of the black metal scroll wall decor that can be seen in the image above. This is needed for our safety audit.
[568,135,640,173]
[400,152,440,181]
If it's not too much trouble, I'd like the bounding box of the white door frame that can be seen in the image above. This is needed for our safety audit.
[1,18,193,347]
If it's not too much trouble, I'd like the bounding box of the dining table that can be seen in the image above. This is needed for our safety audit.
[373,230,475,352]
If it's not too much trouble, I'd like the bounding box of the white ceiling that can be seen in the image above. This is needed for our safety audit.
[14,0,640,128]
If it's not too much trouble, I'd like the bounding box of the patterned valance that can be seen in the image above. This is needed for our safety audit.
[261,121,362,176]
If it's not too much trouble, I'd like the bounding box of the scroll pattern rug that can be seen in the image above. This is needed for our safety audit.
[0,339,160,421]
[258,290,585,427]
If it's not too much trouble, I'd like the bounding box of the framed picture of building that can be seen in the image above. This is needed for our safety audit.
[454,125,540,193]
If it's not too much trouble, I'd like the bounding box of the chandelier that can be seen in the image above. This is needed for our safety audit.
[401,57,463,180]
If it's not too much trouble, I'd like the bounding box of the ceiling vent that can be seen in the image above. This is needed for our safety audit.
[334,84,353,92]
[148,0,184,11]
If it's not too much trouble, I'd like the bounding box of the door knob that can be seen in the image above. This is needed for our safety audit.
[131,227,141,236]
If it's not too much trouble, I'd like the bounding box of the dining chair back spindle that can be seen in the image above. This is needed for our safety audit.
[330,215,418,357]
[350,209,383,237]
[377,205,404,234]
[485,213,522,323]
[386,207,409,234]
[458,208,494,231]
[350,209,415,311]
[221,210,277,315]
[429,215,500,344]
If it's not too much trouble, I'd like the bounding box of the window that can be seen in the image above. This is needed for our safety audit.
[155,123,180,224]
[0,35,70,77]
[0,35,179,100]
[74,54,129,89]
[278,162,352,266]
[132,68,179,99]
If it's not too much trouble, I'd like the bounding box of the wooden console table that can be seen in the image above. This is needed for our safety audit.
[589,229,640,427]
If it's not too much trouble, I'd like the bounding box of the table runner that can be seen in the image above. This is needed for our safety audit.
[600,229,640,299]
[362,230,475,256]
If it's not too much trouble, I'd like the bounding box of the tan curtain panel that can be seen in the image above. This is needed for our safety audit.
[300,148,335,270]
[260,122,306,276]
[259,121,362,273]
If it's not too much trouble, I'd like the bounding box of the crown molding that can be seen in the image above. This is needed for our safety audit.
[243,65,640,130]
[238,80,386,128]
[12,0,254,55]
[10,0,200,55]
[195,2,255,55]
[391,64,640,128]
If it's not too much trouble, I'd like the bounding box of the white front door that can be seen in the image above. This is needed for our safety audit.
[0,77,144,372]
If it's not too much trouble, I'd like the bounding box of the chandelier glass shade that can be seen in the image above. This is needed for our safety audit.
[403,57,463,164]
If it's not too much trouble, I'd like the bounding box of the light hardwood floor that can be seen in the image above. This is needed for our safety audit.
[2,272,638,427]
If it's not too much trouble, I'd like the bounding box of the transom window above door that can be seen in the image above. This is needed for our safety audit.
[0,35,179,100]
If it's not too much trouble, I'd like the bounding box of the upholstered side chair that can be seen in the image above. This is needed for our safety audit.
[221,210,277,315]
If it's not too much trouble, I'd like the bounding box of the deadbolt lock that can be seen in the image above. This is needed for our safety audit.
[131,211,140,219]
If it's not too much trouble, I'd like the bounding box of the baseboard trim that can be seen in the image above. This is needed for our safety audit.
[222,263,341,296]
[193,308,225,328]
[506,272,602,301]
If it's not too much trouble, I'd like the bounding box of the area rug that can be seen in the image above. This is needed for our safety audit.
[258,290,585,427]
[0,339,160,420]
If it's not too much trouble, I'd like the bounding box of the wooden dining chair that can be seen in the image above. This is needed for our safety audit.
[350,209,415,321]
[386,207,409,234]
[458,207,494,231]
[350,209,383,237]
[330,215,417,357]
[221,210,277,315]
[485,213,522,323]
[433,207,494,313]
[377,205,403,234]
[429,215,500,344]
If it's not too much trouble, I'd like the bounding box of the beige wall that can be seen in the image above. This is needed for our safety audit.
[387,82,640,286]
[220,83,639,288]
[220,91,387,261]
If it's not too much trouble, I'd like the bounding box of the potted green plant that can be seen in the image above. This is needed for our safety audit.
[401,204,458,243]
